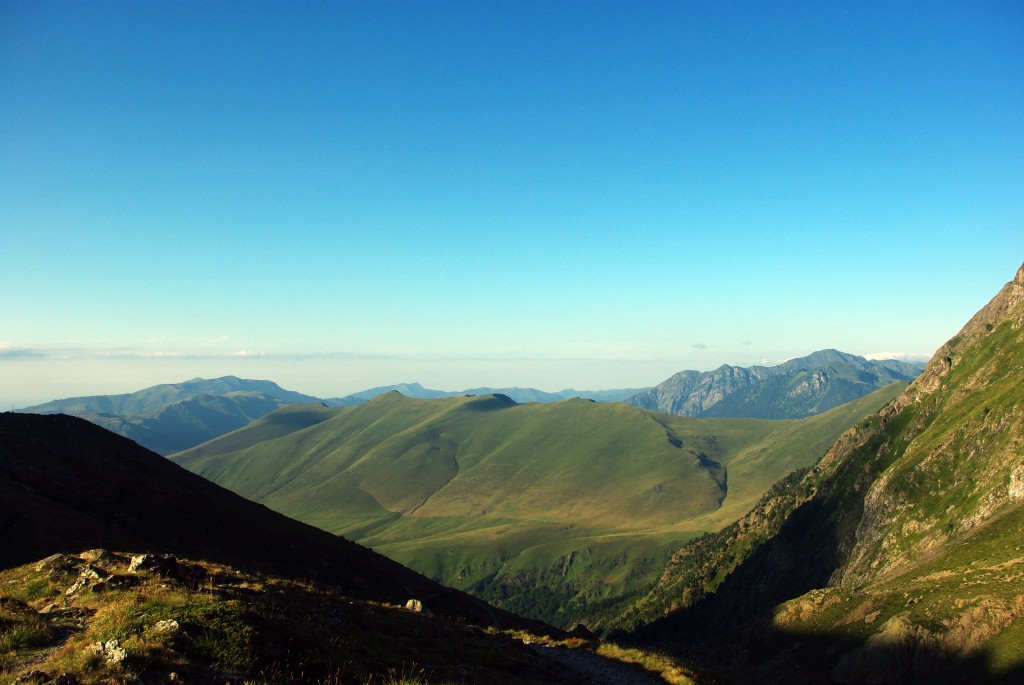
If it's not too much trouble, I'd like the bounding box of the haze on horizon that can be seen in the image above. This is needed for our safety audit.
[2,0,1022,408]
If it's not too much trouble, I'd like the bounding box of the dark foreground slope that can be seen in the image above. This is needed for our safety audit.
[3,413,683,683]
[1,550,621,685]
[619,264,1024,684]
[0,411,535,630]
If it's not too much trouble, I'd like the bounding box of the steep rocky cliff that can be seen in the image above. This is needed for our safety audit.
[622,263,1024,684]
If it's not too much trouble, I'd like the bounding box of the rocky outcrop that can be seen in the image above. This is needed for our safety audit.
[626,350,923,419]
[128,553,179,578]
[626,262,1024,683]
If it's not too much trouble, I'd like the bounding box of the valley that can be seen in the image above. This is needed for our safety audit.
[171,384,904,627]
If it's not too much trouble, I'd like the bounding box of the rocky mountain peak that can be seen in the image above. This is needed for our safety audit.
[903,260,1024,404]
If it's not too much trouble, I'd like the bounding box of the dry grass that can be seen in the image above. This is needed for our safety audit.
[0,550,607,684]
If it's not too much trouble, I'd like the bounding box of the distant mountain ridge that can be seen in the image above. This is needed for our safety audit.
[626,349,924,419]
[21,377,647,453]
[18,350,913,455]
[20,376,321,455]
[325,383,646,406]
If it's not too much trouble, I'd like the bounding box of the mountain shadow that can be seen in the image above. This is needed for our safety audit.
[0,411,547,632]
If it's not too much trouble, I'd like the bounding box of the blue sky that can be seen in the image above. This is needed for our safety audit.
[2,0,1022,406]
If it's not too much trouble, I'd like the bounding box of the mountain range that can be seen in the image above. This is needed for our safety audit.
[19,379,646,455]
[324,382,648,406]
[171,383,903,627]
[626,349,924,419]
[18,350,920,457]
[19,377,321,455]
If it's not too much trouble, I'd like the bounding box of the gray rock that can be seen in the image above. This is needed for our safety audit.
[151,619,180,634]
[35,553,78,576]
[65,565,108,595]
[87,639,128,664]
[128,553,178,578]
[80,549,115,565]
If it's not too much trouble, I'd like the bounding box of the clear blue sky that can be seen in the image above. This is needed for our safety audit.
[2,0,1022,406]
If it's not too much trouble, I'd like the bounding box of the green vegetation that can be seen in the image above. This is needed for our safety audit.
[617,265,1024,682]
[174,384,903,627]
[0,551,699,684]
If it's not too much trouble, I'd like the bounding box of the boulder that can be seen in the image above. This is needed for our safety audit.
[80,549,115,566]
[87,639,128,665]
[65,565,109,595]
[404,599,433,616]
[566,623,596,639]
[151,619,181,634]
[128,553,178,578]
[35,553,78,576]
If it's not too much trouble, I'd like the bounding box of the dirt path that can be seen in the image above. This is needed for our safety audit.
[532,644,668,684]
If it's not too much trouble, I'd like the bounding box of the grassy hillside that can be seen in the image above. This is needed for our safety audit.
[173,385,903,627]
[619,263,1024,683]
[0,415,705,683]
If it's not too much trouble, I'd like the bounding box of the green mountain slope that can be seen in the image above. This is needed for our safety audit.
[626,349,923,419]
[173,385,903,627]
[3,413,703,684]
[19,376,321,455]
[620,263,1024,684]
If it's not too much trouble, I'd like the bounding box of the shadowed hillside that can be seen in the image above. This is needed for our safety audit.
[0,411,538,631]
[618,263,1024,684]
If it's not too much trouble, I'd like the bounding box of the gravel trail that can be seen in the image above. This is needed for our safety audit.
[532,644,667,684]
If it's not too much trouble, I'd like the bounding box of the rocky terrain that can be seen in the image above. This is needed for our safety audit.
[1,549,695,684]
[626,349,923,419]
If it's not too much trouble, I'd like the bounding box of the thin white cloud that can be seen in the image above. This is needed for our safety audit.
[864,351,933,362]
[0,344,378,362]
[0,343,43,359]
